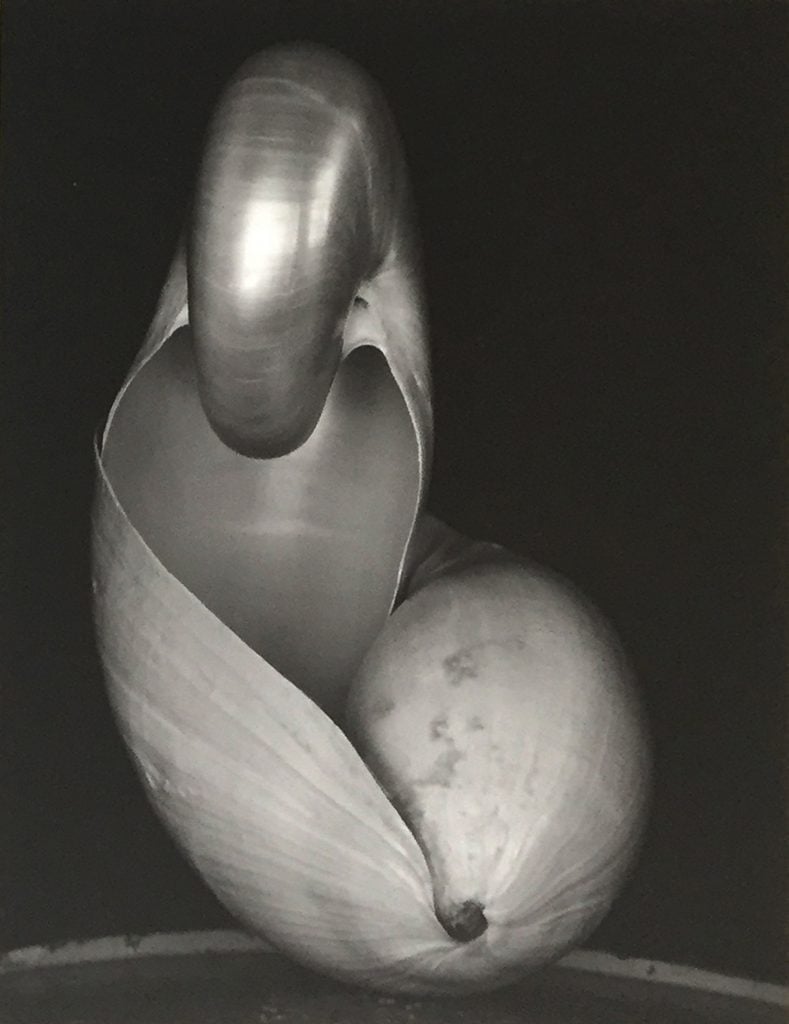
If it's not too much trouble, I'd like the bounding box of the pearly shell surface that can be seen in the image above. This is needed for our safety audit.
[92,43,650,995]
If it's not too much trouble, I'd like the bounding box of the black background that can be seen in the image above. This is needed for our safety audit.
[3,0,787,985]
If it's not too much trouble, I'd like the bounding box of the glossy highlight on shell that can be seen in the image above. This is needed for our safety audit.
[92,43,651,995]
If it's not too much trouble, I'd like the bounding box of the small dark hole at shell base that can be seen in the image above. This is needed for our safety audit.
[436,900,488,942]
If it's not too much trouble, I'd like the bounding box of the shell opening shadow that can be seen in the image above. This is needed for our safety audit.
[101,329,419,718]
[436,900,489,943]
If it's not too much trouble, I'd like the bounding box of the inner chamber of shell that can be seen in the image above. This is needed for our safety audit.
[91,43,651,995]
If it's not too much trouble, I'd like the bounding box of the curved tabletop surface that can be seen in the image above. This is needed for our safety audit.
[2,945,785,1024]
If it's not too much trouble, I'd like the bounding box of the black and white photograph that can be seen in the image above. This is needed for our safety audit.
[3,2,786,1021]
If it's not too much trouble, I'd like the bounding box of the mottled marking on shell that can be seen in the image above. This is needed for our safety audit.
[370,696,396,721]
[467,715,485,732]
[430,714,448,740]
[443,636,527,687]
[442,649,478,685]
[418,745,464,787]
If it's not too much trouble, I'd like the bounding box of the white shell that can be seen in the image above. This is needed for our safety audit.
[92,43,650,995]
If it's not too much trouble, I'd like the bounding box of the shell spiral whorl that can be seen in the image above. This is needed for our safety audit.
[188,43,420,458]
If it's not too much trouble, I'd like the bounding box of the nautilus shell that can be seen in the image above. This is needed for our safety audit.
[92,43,650,995]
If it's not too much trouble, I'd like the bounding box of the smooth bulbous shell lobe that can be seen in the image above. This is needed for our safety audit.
[92,43,650,994]
[345,552,651,965]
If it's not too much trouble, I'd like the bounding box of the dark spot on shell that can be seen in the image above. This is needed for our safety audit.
[467,715,485,732]
[430,715,448,740]
[370,696,395,721]
[418,745,464,787]
[441,637,526,687]
[443,649,478,685]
